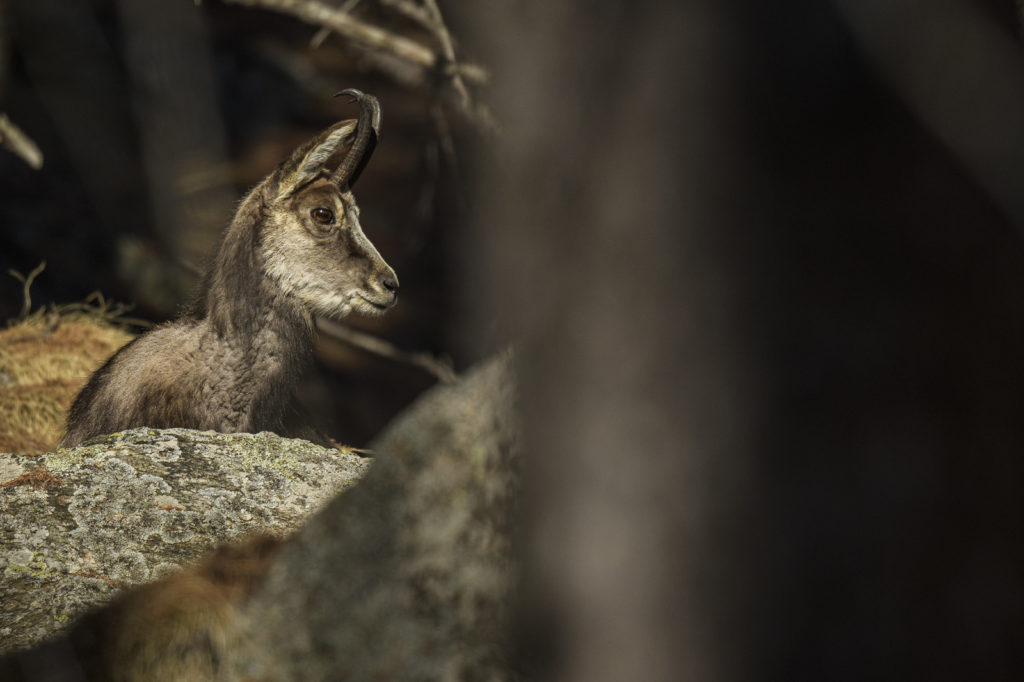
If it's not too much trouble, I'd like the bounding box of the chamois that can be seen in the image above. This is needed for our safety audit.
[61,90,398,448]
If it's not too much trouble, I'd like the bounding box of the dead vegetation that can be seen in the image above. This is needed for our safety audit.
[0,264,139,454]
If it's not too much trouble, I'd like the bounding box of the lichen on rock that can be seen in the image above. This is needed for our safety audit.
[0,428,370,654]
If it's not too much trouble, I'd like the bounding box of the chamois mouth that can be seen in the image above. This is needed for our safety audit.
[357,292,397,312]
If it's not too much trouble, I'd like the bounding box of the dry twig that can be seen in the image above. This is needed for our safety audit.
[379,0,433,30]
[317,317,456,383]
[0,114,43,170]
[222,0,493,128]
[420,0,469,110]
[381,0,496,132]
[8,262,47,319]
[67,572,121,589]
[5,262,152,332]
[225,0,438,75]
[309,0,363,47]
[0,469,60,489]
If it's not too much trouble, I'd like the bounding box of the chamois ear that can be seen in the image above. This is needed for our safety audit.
[275,119,358,198]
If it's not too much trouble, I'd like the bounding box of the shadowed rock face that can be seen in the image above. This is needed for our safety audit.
[232,353,519,681]
[0,428,370,654]
[0,354,518,681]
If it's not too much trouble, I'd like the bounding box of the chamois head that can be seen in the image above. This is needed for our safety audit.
[261,89,398,319]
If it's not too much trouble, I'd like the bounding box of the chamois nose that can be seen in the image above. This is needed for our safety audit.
[381,273,399,294]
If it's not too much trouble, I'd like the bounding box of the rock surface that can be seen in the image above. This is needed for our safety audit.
[0,428,370,654]
[0,354,518,680]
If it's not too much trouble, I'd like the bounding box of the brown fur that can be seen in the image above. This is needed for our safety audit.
[61,104,397,448]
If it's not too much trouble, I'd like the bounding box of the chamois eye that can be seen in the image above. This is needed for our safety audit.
[311,207,335,225]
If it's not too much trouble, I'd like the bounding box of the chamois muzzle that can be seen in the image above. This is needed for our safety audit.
[331,88,381,190]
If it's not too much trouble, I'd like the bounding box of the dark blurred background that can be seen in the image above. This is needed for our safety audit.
[723,1,1024,677]
[3,0,1024,678]
[460,0,1024,680]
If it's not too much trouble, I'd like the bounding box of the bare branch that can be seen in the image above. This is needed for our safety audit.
[0,114,43,170]
[222,0,492,127]
[309,0,363,48]
[452,61,488,87]
[421,0,470,111]
[317,317,457,383]
[379,0,496,131]
[379,0,435,33]
[225,0,437,72]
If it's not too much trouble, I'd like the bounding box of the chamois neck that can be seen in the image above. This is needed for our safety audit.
[193,187,312,345]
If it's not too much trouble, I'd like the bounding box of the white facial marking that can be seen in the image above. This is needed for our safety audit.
[341,191,388,272]
[261,188,393,320]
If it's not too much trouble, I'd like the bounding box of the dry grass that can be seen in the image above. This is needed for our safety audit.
[0,313,135,454]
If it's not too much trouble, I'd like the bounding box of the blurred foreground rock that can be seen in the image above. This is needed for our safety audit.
[1,353,517,680]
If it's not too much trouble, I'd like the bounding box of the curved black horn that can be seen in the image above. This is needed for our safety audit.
[331,88,381,189]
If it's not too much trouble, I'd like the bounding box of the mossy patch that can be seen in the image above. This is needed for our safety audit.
[5,552,56,579]
[235,432,309,479]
